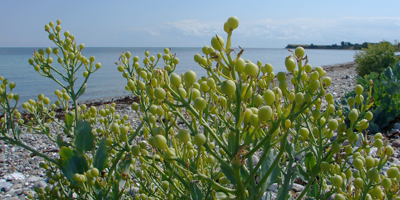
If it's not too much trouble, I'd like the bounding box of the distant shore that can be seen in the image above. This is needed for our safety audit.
[286,44,358,50]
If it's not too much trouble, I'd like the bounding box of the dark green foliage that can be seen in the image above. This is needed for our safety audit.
[354,41,400,77]
[74,120,95,154]
[338,62,400,134]
[59,147,89,183]
[93,138,109,172]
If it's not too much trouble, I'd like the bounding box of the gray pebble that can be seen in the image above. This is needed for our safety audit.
[391,139,400,148]
[26,176,41,182]
[4,196,19,200]
[3,172,25,181]
[291,183,305,192]
[10,183,22,190]
[34,180,47,188]
[268,183,278,192]
[0,180,13,192]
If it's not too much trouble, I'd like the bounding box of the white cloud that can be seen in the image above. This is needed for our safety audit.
[162,19,221,36]
[239,17,400,44]
[124,17,400,47]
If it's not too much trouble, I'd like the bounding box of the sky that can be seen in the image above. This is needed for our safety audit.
[0,1,399,48]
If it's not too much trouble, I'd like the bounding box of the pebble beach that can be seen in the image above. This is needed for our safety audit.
[1,61,400,199]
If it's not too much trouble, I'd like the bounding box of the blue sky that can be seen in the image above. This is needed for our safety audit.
[1,1,399,48]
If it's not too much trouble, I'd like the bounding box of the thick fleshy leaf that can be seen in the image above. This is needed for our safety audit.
[259,148,280,190]
[64,112,73,131]
[74,120,95,154]
[215,192,235,200]
[296,164,310,182]
[305,152,316,173]
[262,191,275,200]
[190,183,204,200]
[221,165,236,185]
[384,67,394,80]
[93,181,105,199]
[93,138,108,172]
[59,148,88,183]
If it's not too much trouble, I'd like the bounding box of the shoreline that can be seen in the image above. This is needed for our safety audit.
[77,61,358,109]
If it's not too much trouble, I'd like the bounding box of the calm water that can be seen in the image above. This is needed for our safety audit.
[0,47,357,107]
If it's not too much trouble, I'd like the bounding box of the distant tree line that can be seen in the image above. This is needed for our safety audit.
[286,41,400,50]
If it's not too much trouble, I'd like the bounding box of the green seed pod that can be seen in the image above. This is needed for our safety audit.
[263,89,275,106]
[235,58,246,72]
[221,80,236,96]
[154,135,167,149]
[276,72,286,81]
[387,167,399,178]
[250,114,259,127]
[244,62,259,77]
[178,129,190,143]
[193,97,207,111]
[254,94,264,107]
[193,133,206,147]
[211,35,224,51]
[331,175,343,187]
[184,70,197,85]
[322,77,332,87]
[386,146,394,156]
[355,84,363,95]
[295,92,304,104]
[200,81,209,92]
[285,56,296,72]
[295,46,305,58]
[258,106,272,122]
[227,16,239,29]
[367,168,380,182]
[154,87,166,100]
[374,138,383,149]
[328,119,338,130]
[348,109,358,122]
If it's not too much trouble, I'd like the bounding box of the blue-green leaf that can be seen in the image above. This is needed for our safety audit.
[296,164,310,181]
[93,138,108,172]
[215,192,235,200]
[305,152,316,173]
[64,112,73,131]
[221,165,236,185]
[262,191,274,200]
[384,67,394,80]
[259,149,280,190]
[59,148,88,183]
[190,182,204,200]
[74,120,95,154]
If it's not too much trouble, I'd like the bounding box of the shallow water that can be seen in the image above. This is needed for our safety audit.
[0,47,357,107]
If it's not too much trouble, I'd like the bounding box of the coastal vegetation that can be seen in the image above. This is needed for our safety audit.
[338,41,400,137]
[1,17,400,199]
[339,62,400,135]
[286,41,400,50]
[354,41,400,77]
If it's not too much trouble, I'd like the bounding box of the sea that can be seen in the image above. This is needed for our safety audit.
[0,47,357,107]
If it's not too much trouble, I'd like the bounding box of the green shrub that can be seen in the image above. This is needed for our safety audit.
[1,17,400,200]
[354,41,399,77]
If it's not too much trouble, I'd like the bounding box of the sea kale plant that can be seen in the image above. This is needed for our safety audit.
[339,61,400,135]
[0,17,399,199]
